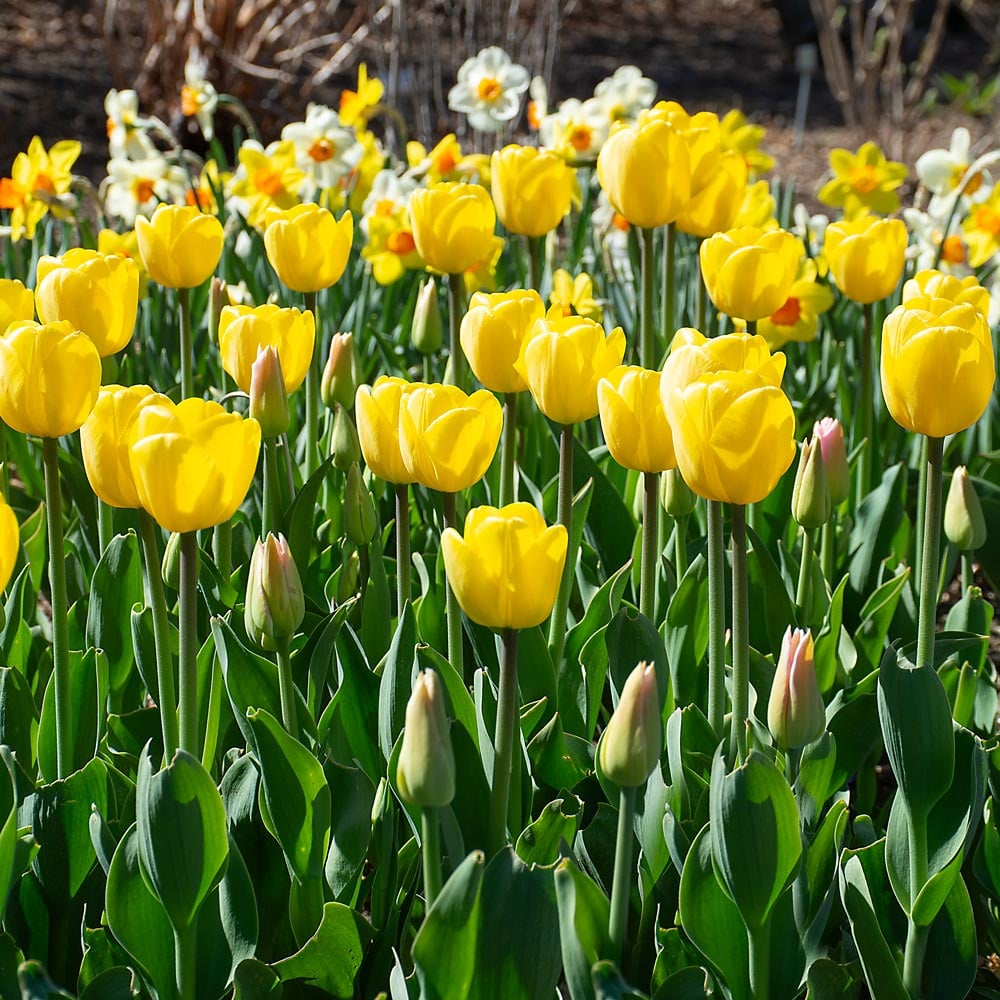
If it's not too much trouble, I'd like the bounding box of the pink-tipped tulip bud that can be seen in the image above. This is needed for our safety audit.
[397,670,456,807]
[210,276,228,333]
[791,435,831,529]
[767,627,825,750]
[321,332,359,411]
[661,467,697,518]
[412,277,443,355]
[344,462,377,546]
[245,533,305,650]
[812,418,850,507]
[945,466,987,552]
[598,662,661,787]
[249,346,290,438]
[331,406,362,470]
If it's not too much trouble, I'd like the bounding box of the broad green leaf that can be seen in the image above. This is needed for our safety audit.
[323,761,375,902]
[77,967,140,1000]
[855,569,910,673]
[329,624,381,780]
[943,587,992,673]
[554,856,611,1000]
[813,575,848,693]
[606,607,672,723]
[923,875,977,1000]
[848,463,906,595]
[516,795,581,867]
[378,602,417,763]
[361,535,392,665]
[795,732,836,830]
[664,555,708,708]
[232,958,282,999]
[746,524,796,655]
[0,665,36,773]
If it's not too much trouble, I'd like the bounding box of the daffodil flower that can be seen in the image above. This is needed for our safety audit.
[448,46,530,134]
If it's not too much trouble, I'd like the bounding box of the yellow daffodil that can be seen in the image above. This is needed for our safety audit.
[818,141,908,219]
[548,269,602,321]
[339,63,384,128]
[758,259,835,349]
[229,140,305,229]
[962,185,1000,267]
[720,109,775,180]
[0,137,81,241]
[361,207,423,285]
[406,134,487,185]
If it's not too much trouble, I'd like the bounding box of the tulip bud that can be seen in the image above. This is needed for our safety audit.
[210,277,228,333]
[767,627,825,750]
[812,418,850,506]
[321,333,359,411]
[331,406,362,470]
[336,548,360,602]
[791,436,831,529]
[245,533,305,650]
[412,278,443,355]
[661,467,696,517]
[944,466,987,552]
[249,346,290,439]
[598,662,661,787]
[344,463,377,546]
[396,670,456,807]
[161,532,183,591]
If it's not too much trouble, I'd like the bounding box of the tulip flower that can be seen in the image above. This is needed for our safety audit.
[767,627,825,750]
[945,466,987,592]
[263,204,353,293]
[902,268,991,319]
[321,333,360,411]
[824,216,907,305]
[676,149,748,238]
[813,418,850,507]
[411,278,443,357]
[491,144,575,238]
[218,304,315,395]
[0,495,17,595]
[0,279,33,335]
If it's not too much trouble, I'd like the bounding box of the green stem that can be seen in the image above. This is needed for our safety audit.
[500,393,517,506]
[263,436,283,537]
[442,492,462,677]
[548,425,574,668]
[527,235,543,292]
[795,528,814,626]
[640,471,658,620]
[673,513,688,582]
[915,435,928,580]
[447,272,466,389]
[97,500,114,553]
[395,483,411,615]
[213,521,232,580]
[489,627,519,855]
[730,504,749,764]
[178,531,200,756]
[639,226,655,368]
[608,784,638,962]
[820,514,835,582]
[178,287,193,398]
[275,637,298,741]
[173,922,197,1000]
[748,920,771,1000]
[422,806,443,907]
[706,499,726,739]
[661,223,676,341]
[0,421,8,502]
[916,437,943,671]
[903,810,930,998]
[304,290,319,478]
[44,438,72,780]
[697,251,708,332]
[857,302,873,505]
[138,511,179,763]
[961,551,973,592]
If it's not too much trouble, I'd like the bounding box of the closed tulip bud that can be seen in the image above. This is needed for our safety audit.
[767,627,825,749]
[161,531,182,591]
[263,204,354,293]
[249,346,290,438]
[460,289,543,394]
[409,182,498,275]
[356,377,420,485]
[336,549,360,602]
[902,269,990,319]
[699,227,800,321]
[135,204,224,289]
[218,304,315,396]
[598,662,661,787]
[515,316,627,426]
[35,249,139,357]
[812,418,850,506]
[412,279,443,355]
[0,321,101,438]
[0,279,33,335]
[344,462,377,545]
[321,333,360,410]
[331,407,362,470]
[245,533,305,650]
[662,468,697,517]
[396,671,455,808]
[491,144,576,237]
[824,216,907,304]
[0,496,18,594]
[399,383,503,493]
[210,277,228,332]
[442,502,568,630]
[791,436,831,529]
[945,466,987,551]
[597,366,676,473]
[881,295,995,438]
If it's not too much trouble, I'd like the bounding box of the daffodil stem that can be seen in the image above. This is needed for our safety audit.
[447,272,466,389]
[442,491,463,677]
[609,784,638,963]
[98,500,114,553]
[395,483,411,615]
[661,223,676,342]
[917,436,943,671]
[263,436,282,537]
[796,528,814,626]
[500,393,517,507]
[640,471,658,620]
[730,504,750,765]
[706,499,726,740]
[213,521,232,580]
[138,510,179,764]
[173,922,197,1000]
[489,627,519,856]
[178,286,193,399]
[748,919,771,1000]
[640,226,656,368]
[674,514,688,582]
[903,809,930,998]
[178,531,200,756]
[304,291,319,478]
[275,637,298,741]
[857,302,874,504]
[527,235,543,292]
[44,438,72,780]
[422,806,443,907]
[548,425,574,668]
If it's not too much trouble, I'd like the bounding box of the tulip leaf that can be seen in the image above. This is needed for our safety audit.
[664,554,709,708]
[0,565,35,672]
[0,665,36,773]
[813,575,849,693]
[329,623,381,780]
[825,671,881,794]
[848,463,906,595]
[416,643,478,747]
[0,756,19,919]
[745,524,796,655]
[855,569,910,674]
[19,503,46,596]
[943,587,993,673]
[796,732,837,830]
[516,794,582,867]
[287,456,335,572]
[76,967,140,1000]
[606,606,672,722]
[570,437,634,574]
[378,601,417,763]
[801,799,849,957]
[323,760,375,902]
[921,875,978,1000]
[232,958,282,999]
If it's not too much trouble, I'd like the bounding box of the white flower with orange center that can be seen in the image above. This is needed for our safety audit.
[903,207,971,275]
[281,103,360,193]
[592,65,656,125]
[181,52,219,141]
[539,98,609,162]
[448,47,530,133]
[916,128,991,201]
[105,89,156,160]
[103,155,187,225]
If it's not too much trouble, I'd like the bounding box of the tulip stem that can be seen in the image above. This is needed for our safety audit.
[696,252,708,333]
[213,521,232,581]
[706,499,726,740]
[178,286,193,399]
[489,628,520,856]
[674,513,688,582]
[178,531,200,756]
[304,290,319,478]
[961,552,974,592]
[275,637,299,741]
[820,514,835,583]
[903,810,931,998]
[916,436,943,671]
[138,510,179,763]
[795,528,814,626]
[730,504,750,765]
[661,223,676,342]
[97,500,114,553]
[173,922,197,1000]
[447,272,466,389]
[43,438,72,780]
[609,784,637,963]
[263,437,283,537]
[395,483,411,615]
[0,422,8,502]
[857,302,874,504]
[640,471,658,620]
[748,919,771,1000]
[500,393,517,507]
[527,235,543,292]
[548,425,574,668]
[442,492,463,677]
[639,226,656,368]
[421,806,443,907]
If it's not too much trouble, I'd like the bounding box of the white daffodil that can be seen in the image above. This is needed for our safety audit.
[181,51,219,142]
[448,46,530,133]
[903,206,971,274]
[916,127,991,200]
[360,169,418,238]
[592,189,633,282]
[103,155,187,224]
[592,65,656,124]
[105,89,157,160]
[538,98,610,162]
[987,278,1000,329]
[527,76,548,130]
[792,203,829,257]
[281,103,361,194]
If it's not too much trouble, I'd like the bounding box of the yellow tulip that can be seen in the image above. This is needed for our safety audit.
[460,289,544,393]
[598,366,676,473]
[35,249,138,356]
[263,204,354,293]
[515,315,627,425]
[491,145,575,237]
[666,369,796,505]
[596,112,691,229]
[902,269,990,319]
[824,216,907,304]
[699,227,800,321]
[880,295,995,438]
[441,502,567,630]
[81,384,170,508]
[0,495,17,593]
[409,182,498,275]
[676,150,747,238]
[399,383,503,493]
[128,397,261,533]
[356,376,420,485]
[0,321,101,438]
[135,204,224,289]
[0,279,33,335]
[217,304,315,394]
